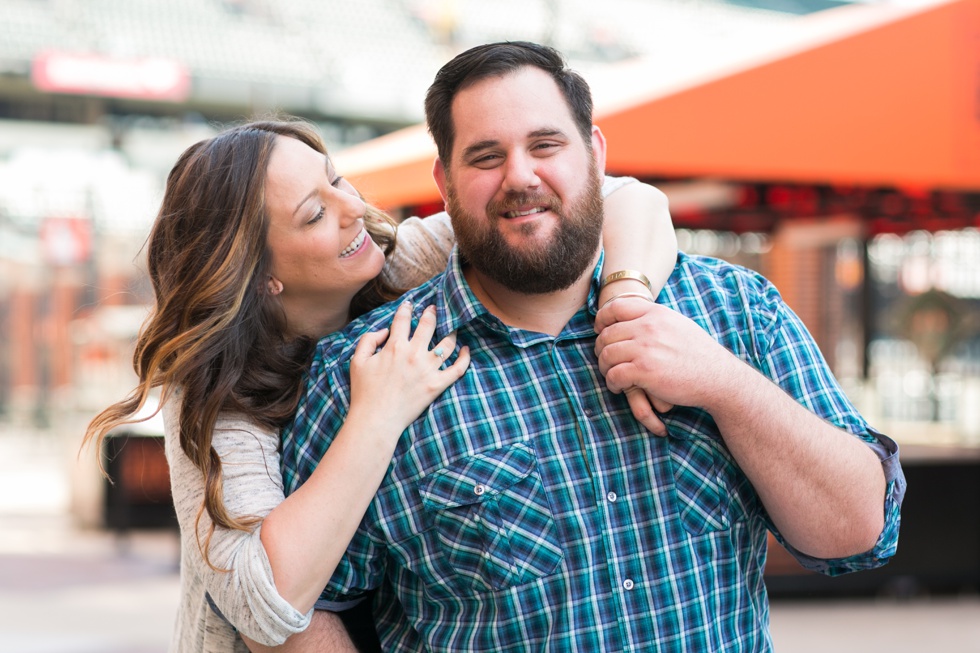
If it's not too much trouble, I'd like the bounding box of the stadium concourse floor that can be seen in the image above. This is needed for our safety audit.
[1,429,978,653]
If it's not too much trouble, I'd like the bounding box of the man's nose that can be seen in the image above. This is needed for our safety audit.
[501,152,541,193]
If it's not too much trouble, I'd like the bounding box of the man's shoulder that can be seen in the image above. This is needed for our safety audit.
[315,276,446,364]
[664,251,783,320]
[669,251,772,293]
[673,250,761,277]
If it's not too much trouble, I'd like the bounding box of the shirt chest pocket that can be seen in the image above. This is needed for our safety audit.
[667,434,746,536]
[418,443,564,592]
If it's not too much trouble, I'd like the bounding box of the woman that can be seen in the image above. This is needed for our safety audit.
[82,117,677,653]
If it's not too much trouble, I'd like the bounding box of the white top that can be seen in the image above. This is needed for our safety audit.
[163,177,635,651]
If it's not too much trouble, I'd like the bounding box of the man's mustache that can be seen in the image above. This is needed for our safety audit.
[487,192,562,217]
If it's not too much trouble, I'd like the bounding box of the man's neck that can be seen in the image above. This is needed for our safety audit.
[462,254,599,337]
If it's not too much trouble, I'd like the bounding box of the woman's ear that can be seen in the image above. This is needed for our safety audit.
[266,276,283,296]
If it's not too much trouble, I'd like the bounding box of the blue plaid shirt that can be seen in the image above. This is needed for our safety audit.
[282,250,905,652]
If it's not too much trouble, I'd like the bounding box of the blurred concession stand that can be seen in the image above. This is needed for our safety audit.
[335,0,980,596]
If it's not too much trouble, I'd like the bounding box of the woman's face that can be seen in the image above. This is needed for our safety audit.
[264,135,386,325]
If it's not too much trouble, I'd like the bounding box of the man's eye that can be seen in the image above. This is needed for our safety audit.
[472,154,502,166]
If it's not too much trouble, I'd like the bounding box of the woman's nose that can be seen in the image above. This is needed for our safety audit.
[335,185,366,227]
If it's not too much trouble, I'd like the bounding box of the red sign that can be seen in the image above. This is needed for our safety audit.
[40,216,93,266]
[32,51,190,101]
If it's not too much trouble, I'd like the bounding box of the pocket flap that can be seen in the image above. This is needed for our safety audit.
[419,443,535,510]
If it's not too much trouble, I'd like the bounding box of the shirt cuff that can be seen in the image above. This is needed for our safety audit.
[777,430,906,576]
[314,595,370,612]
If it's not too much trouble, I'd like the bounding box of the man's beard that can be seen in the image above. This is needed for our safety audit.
[446,163,604,295]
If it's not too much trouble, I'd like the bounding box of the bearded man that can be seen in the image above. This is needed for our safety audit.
[281,41,904,653]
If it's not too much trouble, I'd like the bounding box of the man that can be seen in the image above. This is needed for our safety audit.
[282,41,905,651]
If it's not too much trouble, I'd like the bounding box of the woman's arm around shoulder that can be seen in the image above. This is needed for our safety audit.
[598,179,676,306]
[594,179,679,435]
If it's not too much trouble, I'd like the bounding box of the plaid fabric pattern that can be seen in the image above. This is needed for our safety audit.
[282,250,904,652]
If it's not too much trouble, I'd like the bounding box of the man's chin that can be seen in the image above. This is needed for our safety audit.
[480,263,588,295]
[496,219,556,248]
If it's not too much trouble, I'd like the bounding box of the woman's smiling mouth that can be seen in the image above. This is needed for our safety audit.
[339,228,368,258]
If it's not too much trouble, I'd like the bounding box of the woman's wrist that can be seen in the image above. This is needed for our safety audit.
[601,269,653,293]
[600,291,656,311]
[341,406,406,448]
[597,278,654,307]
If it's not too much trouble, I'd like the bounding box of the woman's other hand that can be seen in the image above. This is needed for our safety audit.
[349,301,470,430]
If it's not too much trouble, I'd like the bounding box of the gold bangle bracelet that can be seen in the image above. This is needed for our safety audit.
[602,269,653,292]
[600,292,656,311]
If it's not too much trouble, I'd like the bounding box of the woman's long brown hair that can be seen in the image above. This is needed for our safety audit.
[82,118,402,565]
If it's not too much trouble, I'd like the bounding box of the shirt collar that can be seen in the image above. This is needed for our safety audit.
[437,247,605,336]
[585,249,606,318]
[438,247,493,335]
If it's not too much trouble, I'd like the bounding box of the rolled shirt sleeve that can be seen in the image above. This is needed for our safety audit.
[740,271,906,574]
[779,430,905,575]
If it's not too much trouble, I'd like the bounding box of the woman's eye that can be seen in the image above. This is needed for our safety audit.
[331,175,344,188]
[309,207,325,225]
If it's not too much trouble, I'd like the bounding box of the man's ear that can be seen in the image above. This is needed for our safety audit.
[432,157,450,204]
[591,125,607,173]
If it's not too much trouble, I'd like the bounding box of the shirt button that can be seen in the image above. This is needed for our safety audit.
[584,408,594,417]
[474,484,486,496]
[606,491,618,503]
[623,579,634,590]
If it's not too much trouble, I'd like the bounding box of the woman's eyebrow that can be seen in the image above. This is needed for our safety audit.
[292,156,331,216]
[293,188,317,216]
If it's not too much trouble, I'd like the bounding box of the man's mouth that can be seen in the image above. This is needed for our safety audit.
[340,228,368,258]
[503,206,548,219]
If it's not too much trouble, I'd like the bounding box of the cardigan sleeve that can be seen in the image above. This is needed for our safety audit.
[164,398,312,647]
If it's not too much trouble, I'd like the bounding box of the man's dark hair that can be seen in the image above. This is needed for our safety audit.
[424,41,594,164]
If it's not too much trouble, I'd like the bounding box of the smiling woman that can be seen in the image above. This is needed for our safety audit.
[81,118,470,653]
[263,134,388,338]
[79,115,678,653]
